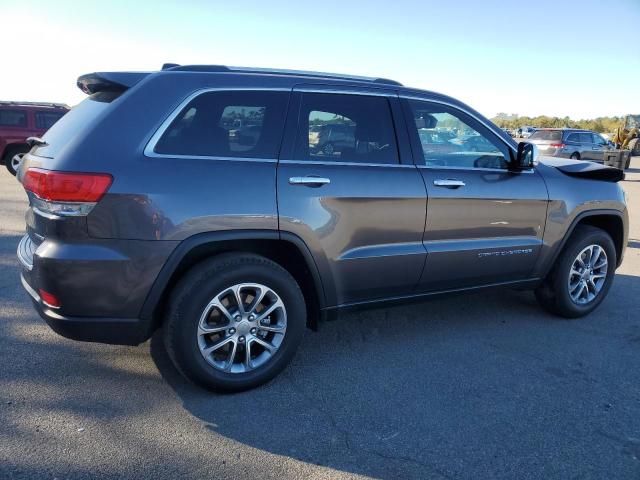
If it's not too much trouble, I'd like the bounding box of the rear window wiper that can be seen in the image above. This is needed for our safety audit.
[26,137,48,147]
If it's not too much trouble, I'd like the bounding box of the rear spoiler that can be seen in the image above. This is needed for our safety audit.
[76,72,150,95]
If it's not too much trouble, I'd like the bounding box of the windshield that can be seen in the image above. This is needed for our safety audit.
[32,91,121,158]
[529,130,562,141]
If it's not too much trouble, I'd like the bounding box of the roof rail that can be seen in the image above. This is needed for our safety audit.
[0,100,69,108]
[162,64,402,86]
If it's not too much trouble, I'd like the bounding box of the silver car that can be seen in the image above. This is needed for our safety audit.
[527,128,611,162]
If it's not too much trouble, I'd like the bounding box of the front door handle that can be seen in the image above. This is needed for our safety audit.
[433,179,465,188]
[289,176,331,187]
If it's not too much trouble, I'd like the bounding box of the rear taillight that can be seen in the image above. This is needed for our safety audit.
[23,168,112,216]
[550,143,566,148]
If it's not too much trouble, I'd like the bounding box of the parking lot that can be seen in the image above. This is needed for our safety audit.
[1,160,639,479]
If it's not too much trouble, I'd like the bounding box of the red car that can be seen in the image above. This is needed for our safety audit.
[1,101,69,175]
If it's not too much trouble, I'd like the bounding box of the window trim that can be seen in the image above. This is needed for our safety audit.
[290,90,402,166]
[0,109,28,128]
[143,87,291,161]
[401,97,519,173]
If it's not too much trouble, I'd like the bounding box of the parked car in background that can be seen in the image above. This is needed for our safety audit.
[527,128,612,162]
[520,126,535,138]
[0,101,69,175]
[308,123,355,155]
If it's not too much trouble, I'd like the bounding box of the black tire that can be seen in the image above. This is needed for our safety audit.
[570,152,580,160]
[3,145,29,176]
[535,225,616,318]
[321,142,334,156]
[164,253,306,392]
[628,138,640,156]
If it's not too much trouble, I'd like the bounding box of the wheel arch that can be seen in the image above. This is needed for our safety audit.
[1,142,30,163]
[139,230,326,337]
[544,210,626,277]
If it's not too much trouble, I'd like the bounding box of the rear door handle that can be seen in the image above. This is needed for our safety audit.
[433,179,465,188]
[289,176,331,187]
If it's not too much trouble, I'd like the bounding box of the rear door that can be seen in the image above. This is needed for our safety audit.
[402,97,549,291]
[277,86,427,306]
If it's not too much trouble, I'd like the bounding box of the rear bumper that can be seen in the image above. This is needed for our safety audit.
[21,273,147,345]
[17,233,178,345]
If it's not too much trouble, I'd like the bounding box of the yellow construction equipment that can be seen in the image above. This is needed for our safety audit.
[612,115,640,154]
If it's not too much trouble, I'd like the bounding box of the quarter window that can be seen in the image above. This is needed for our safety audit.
[406,100,509,170]
[295,93,399,165]
[154,90,288,158]
[0,110,27,127]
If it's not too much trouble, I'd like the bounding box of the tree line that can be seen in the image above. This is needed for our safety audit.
[491,116,623,134]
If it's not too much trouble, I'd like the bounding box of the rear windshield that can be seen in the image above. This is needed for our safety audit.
[32,91,120,158]
[529,130,562,141]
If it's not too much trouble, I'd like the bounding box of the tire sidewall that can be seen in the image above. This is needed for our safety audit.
[167,257,306,391]
[551,229,616,317]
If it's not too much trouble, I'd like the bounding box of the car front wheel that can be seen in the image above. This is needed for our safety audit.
[164,253,306,392]
[535,225,616,318]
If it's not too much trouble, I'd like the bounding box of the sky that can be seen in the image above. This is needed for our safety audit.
[1,0,639,120]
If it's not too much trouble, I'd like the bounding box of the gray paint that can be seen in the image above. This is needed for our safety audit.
[16,68,628,345]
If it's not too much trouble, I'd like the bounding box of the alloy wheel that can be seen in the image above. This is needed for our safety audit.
[197,283,287,373]
[567,244,608,305]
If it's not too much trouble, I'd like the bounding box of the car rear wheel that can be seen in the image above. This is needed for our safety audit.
[570,152,580,160]
[164,253,306,392]
[535,225,616,318]
[3,145,30,176]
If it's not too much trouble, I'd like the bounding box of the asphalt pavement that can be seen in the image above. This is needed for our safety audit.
[1,160,639,479]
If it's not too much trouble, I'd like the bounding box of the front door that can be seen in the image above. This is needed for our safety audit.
[590,132,608,162]
[402,98,549,291]
[277,88,427,306]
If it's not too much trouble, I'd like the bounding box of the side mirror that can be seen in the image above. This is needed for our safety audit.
[515,142,538,169]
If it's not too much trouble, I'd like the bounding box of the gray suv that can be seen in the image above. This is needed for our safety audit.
[527,128,611,161]
[16,65,628,391]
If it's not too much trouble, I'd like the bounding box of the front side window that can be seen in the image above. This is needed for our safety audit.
[0,109,27,127]
[35,111,66,130]
[154,90,288,158]
[578,132,593,144]
[592,133,607,145]
[406,100,509,170]
[295,93,399,165]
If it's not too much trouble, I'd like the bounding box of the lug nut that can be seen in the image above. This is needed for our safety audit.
[239,336,245,343]
[228,328,236,335]
[248,314,255,321]
[250,328,257,335]
[234,315,241,321]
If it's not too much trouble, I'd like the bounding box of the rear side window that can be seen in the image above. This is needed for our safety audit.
[154,90,288,159]
[35,111,66,130]
[295,93,399,165]
[0,109,27,127]
[566,133,579,143]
